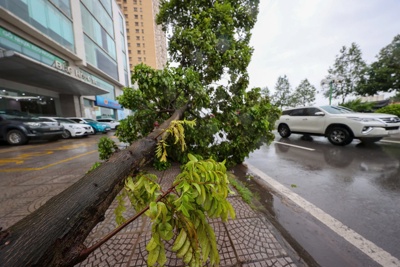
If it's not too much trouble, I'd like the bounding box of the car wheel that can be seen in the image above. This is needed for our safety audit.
[61,130,71,139]
[359,137,382,144]
[327,126,353,146]
[278,124,291,138]
[6,130,28,145]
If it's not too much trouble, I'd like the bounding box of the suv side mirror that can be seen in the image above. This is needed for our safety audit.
[315,112,325,116]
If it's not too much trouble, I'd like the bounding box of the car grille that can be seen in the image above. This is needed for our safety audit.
[385,126,399,130]
[380,117,400,123]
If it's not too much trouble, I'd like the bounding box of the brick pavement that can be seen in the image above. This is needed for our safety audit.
[76,165,306,267]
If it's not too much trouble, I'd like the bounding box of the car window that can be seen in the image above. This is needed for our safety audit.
[85,118,96,122]
[282,110,292,115]
[304,108,321,116]
[289,109,305,116]
[320,106,354,114]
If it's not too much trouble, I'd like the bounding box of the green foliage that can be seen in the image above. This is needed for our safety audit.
[340,99,374,112]
[271,75,293,108]
[115,154,235,266]
[228,177,253,206]
[86,162,101,174]
[291,79,316,107]
[357,34,400,96]
[98,137,119,160]
[375,104,400,117]
[155,119,196,162]
[153,158,172,171]
[116,0,280,168]
[323,43,367,104]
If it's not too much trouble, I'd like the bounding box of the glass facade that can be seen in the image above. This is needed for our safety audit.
[84,35,118,80]
[0,27,67,66]
[80,1,118,81]
[119,14,129,86]
[0,0,74,52]
[81,5,116,60]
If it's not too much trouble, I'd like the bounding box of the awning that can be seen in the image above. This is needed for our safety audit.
[0,50,109,96]
[95,95,123,110]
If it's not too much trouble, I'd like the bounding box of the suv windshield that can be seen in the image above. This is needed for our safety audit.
[320,106,354,114]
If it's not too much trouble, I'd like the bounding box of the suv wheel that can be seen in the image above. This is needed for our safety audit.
[6,130,28,145]
[62,130,71,139]
[327,127,353,146]
[278,124,291,138]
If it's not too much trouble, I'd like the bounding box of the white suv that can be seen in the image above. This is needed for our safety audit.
[275,105,400,146]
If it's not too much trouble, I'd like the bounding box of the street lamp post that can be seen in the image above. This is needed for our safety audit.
[321,77,343,105]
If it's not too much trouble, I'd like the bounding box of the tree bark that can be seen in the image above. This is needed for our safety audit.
[0,104,188,267]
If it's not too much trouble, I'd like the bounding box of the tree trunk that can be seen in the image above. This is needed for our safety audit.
[0,105,188,267]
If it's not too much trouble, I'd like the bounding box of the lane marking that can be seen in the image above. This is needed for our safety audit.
[273,141,315,151]
[0,150,97,172]
[380,140,400,144]
[246,163,400,267]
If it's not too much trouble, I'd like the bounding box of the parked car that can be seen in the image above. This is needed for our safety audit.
[0,110,64,145]
[96,118,120,130]
[67,117,111,134]
[40,117,93,138]
[275,105,400,146]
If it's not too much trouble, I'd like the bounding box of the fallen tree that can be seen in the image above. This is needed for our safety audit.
[1,1,281,266]
[0,105,188,267]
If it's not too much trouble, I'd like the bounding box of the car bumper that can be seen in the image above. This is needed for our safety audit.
[26,130,64,139]
[354,126,400,138]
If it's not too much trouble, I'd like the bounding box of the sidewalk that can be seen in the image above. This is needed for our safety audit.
[76,164,307,267]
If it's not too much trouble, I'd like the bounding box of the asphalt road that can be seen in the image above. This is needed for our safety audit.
[0,134,116,229]
[245,133,400,267]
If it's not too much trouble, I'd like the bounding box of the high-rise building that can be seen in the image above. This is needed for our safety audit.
[0,0,131,120]
[116,0,167,70]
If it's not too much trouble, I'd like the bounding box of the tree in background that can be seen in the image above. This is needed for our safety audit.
[271,75,293,108]
[323,43,367,104]
[291,79,316,106]
[117,0,280,167]
[357,34,400,96]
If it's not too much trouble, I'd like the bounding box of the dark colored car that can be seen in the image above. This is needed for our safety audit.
[0,111,64,145]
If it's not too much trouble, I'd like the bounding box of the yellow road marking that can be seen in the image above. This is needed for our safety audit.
[0,150,97,172]
[0,151,54,166]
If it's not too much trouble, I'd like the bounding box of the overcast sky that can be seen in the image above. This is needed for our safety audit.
[247,0,400,105]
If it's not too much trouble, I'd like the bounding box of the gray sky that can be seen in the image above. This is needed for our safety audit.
[248,0,400,105]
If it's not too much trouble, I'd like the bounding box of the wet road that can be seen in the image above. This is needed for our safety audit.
[244,134,400,267]
[0,134,118,229]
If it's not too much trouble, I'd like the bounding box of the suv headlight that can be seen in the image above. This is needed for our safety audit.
[23,122,41,128]
[348,117,378,122]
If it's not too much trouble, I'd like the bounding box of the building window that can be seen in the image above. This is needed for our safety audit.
[142,43,145,48]
[141,29,144,34]
[137,50,141,54]
[134,15,138,19]
[136,43,141,47]
[135,29,140,33]
[142,36,145,41]
[136,36,140,40]
[144,57,146,62]
[138,57,142,62]
[134,7,137,12]
[141,22,144,27]
[143,50,146,55]
[135,22,139,26]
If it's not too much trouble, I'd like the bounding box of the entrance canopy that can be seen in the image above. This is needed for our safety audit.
[0,50,108,96]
